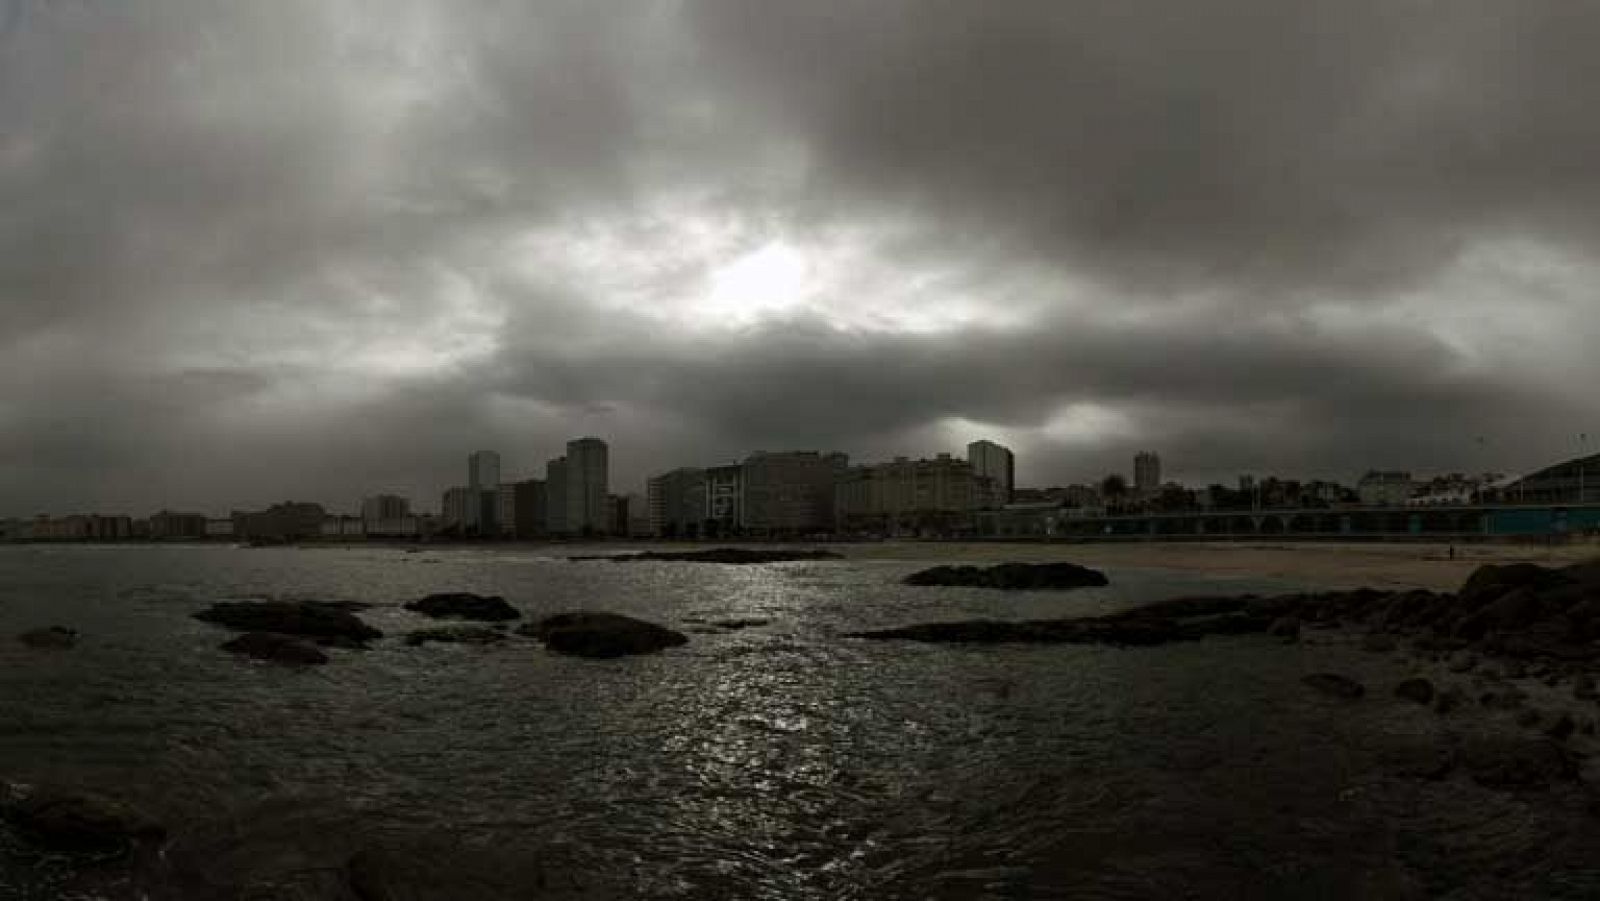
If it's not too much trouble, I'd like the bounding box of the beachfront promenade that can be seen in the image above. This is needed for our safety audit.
[987,503,1600,541]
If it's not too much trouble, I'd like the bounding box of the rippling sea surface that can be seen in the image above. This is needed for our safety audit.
[3,544,1599,899]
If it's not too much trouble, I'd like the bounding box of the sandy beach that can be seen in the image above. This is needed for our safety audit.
[848,539,1600,592]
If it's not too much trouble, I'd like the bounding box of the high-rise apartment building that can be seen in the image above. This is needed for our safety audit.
[564,437,609,536]
[705,463,744,533]
[1134,451,1162,498]
[741,451,849,535]
[513,479,547,539]
[967,440,1015,506]
[467,450,501,534]
[647,467,706,537]
[544,457,568,534]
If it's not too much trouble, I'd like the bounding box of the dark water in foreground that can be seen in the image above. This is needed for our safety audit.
[2,544,1599,899]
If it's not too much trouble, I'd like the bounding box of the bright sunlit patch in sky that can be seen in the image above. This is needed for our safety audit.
[696,241,811,325]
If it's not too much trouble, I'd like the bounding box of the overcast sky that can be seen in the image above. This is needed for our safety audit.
[4,1,1599,515]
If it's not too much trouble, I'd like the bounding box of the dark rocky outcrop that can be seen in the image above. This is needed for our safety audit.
[569,548,842,565]
[220,632,329,666]
[1267,616,1301,641]
[194,601,382,646]
[902,561,1109,590]
[17,625,78,649]
[711,618,770,630]
[1301,673,1365,700]
[1460,737,1577,790]
[404,627,508,647]
[403,593,520,622]
[1,788,164,857]
[519,612,687,658]
[850,559,1600,672]
[1395,677,1435,705]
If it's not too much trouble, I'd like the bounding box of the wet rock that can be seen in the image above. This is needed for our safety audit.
[711,618,770,630]
[1302,673,1365,700]
[902,561,1109,591]
[570,547,841,565]
[220,632,329,666]
[1267,616,1301,641]
[1547,713,1577,741]
[1,788,164,857]
[403,627,507,647]
[1448,653,1479,674]
[17,626,78,649]
[194,601,382,646]
[1574,674,1598,700]
[1361,634,1398,653]
[403,593,520,622]
[1435,687,1466,715]
[1461,737,1577,790]
[1458,563,1572,607]
[1385,742,1457,781]
[1395,677,1435,705]
[520,612,688,659]
[1517,708,1543,728]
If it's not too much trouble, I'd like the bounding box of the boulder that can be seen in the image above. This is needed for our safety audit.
[1361,634,1398,653]
[1461,737,1577,790]
[194,601,381,646]
[1458,563,1570,607]
[1266,616,1301,641]
[404,627,507,647]
[570,548,842,565]
[1301,673,1365,700]
[521,612,688,659]
[17,626,78,649]
[220,632,329,666]
[403,593,520,622]
[1394,677,1435,705]
[902,562,1109,591]
[1,788,164,857]
[711,618,770,630]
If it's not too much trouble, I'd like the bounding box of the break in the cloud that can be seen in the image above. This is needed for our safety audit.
[1,0,1597,514]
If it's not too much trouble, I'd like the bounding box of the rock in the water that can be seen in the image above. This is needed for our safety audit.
[902,561,1109,591]
[1461,737,1577,790]
[1360,634,1397,653]
[1395,677,1435,705]
[521,612,688,658]
[1302,673,1365,700]
[711,618,770,630]
[17,626,78,649]
[220,632,329,666]
[404,593,521,622]
[1267,616,1301,641]
[1435,687,1466,714]
[570,548,841,565]
[194,601,382,646]
[404,627,507,647]
[1,789,164,856]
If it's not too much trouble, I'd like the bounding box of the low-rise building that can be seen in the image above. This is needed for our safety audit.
[149,510,208,540]
[1357,471,1415,507]
[236,502,326,542]
[835,453,982,536]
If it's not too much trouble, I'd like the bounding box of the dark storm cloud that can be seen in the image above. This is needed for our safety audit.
[1,1,1597,513]
[689,0,1600,294]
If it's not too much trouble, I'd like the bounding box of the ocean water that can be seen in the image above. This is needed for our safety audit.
[1,544,1598,899]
